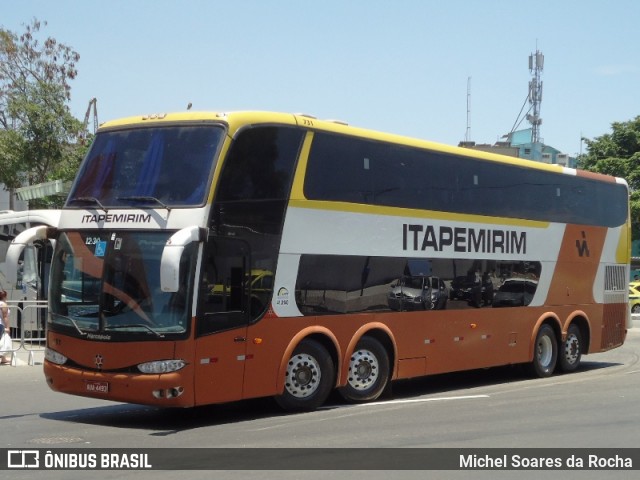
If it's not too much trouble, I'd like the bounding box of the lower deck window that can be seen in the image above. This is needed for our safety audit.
[295,254,541,315]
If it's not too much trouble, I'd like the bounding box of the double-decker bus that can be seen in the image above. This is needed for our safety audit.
[6,111,630,410]
[0,209,60,338]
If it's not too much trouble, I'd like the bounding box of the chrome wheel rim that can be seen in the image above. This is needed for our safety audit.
[563,333,580,365]
[347,349,379,391]
[284,353,321,398]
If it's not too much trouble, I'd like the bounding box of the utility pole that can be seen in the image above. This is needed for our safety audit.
[82,98,99,138]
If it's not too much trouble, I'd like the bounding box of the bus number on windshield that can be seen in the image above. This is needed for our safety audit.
[85,237,103,245]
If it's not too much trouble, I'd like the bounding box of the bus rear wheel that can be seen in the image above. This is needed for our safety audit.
[275,339,335,411]
[528,324,558,378]
[558,324,582,373]
[339,337,390,403]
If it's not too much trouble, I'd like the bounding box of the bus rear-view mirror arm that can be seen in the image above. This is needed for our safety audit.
[160,226,206,293]
[6,226,56,285]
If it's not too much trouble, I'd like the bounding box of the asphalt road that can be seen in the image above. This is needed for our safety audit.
[1,329,638,480]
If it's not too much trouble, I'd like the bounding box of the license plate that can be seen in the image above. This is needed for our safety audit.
[85,381,109,394]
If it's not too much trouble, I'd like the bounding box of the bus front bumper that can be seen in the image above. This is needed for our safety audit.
[43,360,195,408]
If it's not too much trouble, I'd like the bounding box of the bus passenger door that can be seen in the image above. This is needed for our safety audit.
[194,237,250,405]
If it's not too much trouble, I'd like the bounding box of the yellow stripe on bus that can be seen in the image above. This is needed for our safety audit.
[287,198,550,228]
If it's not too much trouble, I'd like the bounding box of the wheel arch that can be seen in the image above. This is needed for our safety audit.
[275,326,341,395]
[339,323,397,387]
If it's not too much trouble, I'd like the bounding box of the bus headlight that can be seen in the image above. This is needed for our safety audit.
[45,347,68,365]
[137,359,186,374]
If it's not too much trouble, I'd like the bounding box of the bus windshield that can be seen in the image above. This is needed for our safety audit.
[67,124,224,208]
[49,231,196,339]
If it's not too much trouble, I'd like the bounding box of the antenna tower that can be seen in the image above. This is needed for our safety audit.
[465,77,472,143]
[527,50,544,143]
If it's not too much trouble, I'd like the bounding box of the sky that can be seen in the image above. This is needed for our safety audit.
[3,0,640,156]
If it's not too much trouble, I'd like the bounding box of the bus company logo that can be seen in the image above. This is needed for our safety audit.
[81,213,153,224]
[276,287,289,306]
[7,450,39,469]
[402,224,527,255]
[576,231,590,257]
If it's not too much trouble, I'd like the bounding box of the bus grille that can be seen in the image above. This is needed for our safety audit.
[601,265,627,349]
[604,264,626,291]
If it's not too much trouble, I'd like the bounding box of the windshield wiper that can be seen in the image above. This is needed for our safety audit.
[51,313,88,337]
[71,196,108,212]
[105,324,165,338]
[116,196,171,211]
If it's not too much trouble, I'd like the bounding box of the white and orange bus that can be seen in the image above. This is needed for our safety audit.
[7,111,630,410]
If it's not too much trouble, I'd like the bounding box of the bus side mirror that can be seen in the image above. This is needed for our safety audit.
[5,226,53,285]
[160,226,205,292]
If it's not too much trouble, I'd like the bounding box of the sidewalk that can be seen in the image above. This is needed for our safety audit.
[1,340,44,368]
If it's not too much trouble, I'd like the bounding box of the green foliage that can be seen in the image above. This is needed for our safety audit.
[578,116,640,238]
[0,18,85,207]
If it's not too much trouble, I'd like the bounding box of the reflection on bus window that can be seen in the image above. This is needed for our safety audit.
[49,231,195,337]
[295,254,542,315]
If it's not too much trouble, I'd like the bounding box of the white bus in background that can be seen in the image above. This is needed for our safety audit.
[0,209,60,338]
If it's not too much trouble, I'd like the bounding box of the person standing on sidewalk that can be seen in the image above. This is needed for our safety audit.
[0,290,12,365]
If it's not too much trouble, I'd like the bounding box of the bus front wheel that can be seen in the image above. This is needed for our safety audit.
[558,324,582,373]
[339,337,390,403]
[528,324,558,378]
[275,339,336,411]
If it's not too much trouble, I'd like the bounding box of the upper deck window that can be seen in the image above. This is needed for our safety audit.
[67,125,224,208]
[304,132,628,227]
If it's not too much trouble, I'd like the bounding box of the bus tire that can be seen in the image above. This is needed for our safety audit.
[339,336,390,403]
[558,324,582,373]
[528,324,558,378]
[275,339,335,411]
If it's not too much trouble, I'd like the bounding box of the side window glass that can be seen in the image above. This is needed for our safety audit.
[295,255,542,315]
[304,132,627,227]
[198,237,251,336]
[208,126,304,328]
[216,127,303,203]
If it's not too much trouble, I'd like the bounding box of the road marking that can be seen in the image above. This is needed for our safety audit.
[355,394,489,407]
[317,394,489,411]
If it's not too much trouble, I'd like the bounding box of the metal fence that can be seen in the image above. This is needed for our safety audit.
[1,300,47,367]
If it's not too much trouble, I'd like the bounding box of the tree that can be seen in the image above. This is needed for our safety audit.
[578,116,640,239]
[0,18,85,208]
